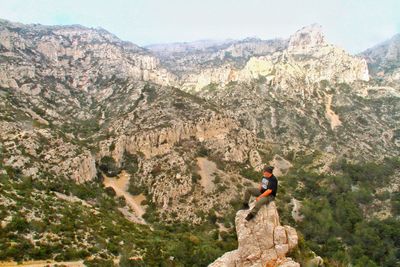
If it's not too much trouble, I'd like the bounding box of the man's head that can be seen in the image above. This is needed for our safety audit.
[263,166,274,177]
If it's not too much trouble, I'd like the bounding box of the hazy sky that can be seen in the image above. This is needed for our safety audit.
[0,0,399,53]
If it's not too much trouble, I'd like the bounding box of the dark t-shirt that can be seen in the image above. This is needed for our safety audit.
[260,175,278,196]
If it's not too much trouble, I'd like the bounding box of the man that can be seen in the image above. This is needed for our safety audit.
[241,166,278,221]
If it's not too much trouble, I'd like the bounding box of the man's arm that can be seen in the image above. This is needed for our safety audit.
[257,178,276,201]
[256,189,272,201]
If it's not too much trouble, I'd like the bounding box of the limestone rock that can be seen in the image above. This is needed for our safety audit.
[209,202,299,267]
[284,226,298,250]
[307,256,324,267]
[288,24,326,52]
[275,244,289,258]
[249,150,263,171]
[361,33,400,82]
[71,151,97,183]
[177,24,369,92]
[274,226,287,245]
[269,155,292,176]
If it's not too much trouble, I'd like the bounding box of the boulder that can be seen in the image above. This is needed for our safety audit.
[209,201,299,267]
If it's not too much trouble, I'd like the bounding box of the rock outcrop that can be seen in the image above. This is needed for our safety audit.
[210,202,299,267]
[0,19,177,91]
[361,33,400,82]
[177,24,369,92]
[287,24,326,52]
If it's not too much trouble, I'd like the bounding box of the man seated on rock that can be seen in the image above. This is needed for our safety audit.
[241,166,278,221]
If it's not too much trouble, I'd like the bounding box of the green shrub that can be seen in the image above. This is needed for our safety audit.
[197,146,209,157]
[118,196,127,207]
[191,173,201,184]
[99,156,119,177]
[240,167,260,182]
[291,157,400,266]
[105,186,117,197]
[123,153,139,175]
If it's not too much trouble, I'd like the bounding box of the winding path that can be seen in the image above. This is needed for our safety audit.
[103,171,146,222]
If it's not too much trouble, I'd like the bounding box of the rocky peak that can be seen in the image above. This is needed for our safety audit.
[175,24,369,92]
[0,19,125,48]
[288,24,326,51]
[361,33,400,81]
[362,33,400,63]
[210,202,299,267]
[0,19,177,89]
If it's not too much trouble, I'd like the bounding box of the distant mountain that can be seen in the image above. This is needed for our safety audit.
[146,38,236,53]
[147,36,288,76]
[360,33,400,82]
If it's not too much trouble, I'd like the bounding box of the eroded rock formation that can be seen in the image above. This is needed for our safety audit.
[210,202,299,267]
[178,24,369,92]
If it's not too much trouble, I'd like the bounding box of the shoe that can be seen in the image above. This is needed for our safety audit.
[245,213,255,221]
[240,203,249,210]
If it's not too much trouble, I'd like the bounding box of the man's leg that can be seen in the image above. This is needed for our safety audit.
[246,195,275,220]
[244,187,261,204]
[241,187,260,210]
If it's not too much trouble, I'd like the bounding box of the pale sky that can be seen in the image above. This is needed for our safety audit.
[0,0,399,53]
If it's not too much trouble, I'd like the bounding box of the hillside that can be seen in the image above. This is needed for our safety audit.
[361,33,400,83]
[0,18,399,266]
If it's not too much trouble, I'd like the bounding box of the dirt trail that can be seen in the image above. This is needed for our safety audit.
[197,157,217,193]
[325,95,342,130]
[0,260,84,267]
[103,171,146,220]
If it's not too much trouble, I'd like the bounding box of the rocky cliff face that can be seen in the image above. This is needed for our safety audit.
[0,18,178,184]
[210,202,299,267]
[148,38,287,77]
[181,26,398,163]
[0,119,97,183]
[0,19,177,91]
[361,33,400,82]
[161,25,369,92]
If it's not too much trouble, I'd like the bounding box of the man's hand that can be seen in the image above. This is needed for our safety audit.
[257,189,272,201]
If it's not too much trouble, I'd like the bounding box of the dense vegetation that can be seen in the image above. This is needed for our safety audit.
[1,138,399,267]
[0,160,237,266]
[278,157,400,267]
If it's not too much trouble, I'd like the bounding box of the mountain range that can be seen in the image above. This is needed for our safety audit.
[0,18,399,266]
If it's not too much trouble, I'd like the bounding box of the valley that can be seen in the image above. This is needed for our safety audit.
[0,17,399,266]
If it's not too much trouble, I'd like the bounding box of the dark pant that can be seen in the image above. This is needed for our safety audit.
[244,187,275,216]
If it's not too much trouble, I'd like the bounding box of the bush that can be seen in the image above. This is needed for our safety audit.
[7,216,29,232]
[105,186,117,197]
[118,196,127,207]
[240,167,260,182]
[123,153,139,175]
[128,181,144,195]
[99,156,119,177]
[292,157,400,266]
[197,146,209,157]
[150,165,162,177]
[191,173,201,184]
